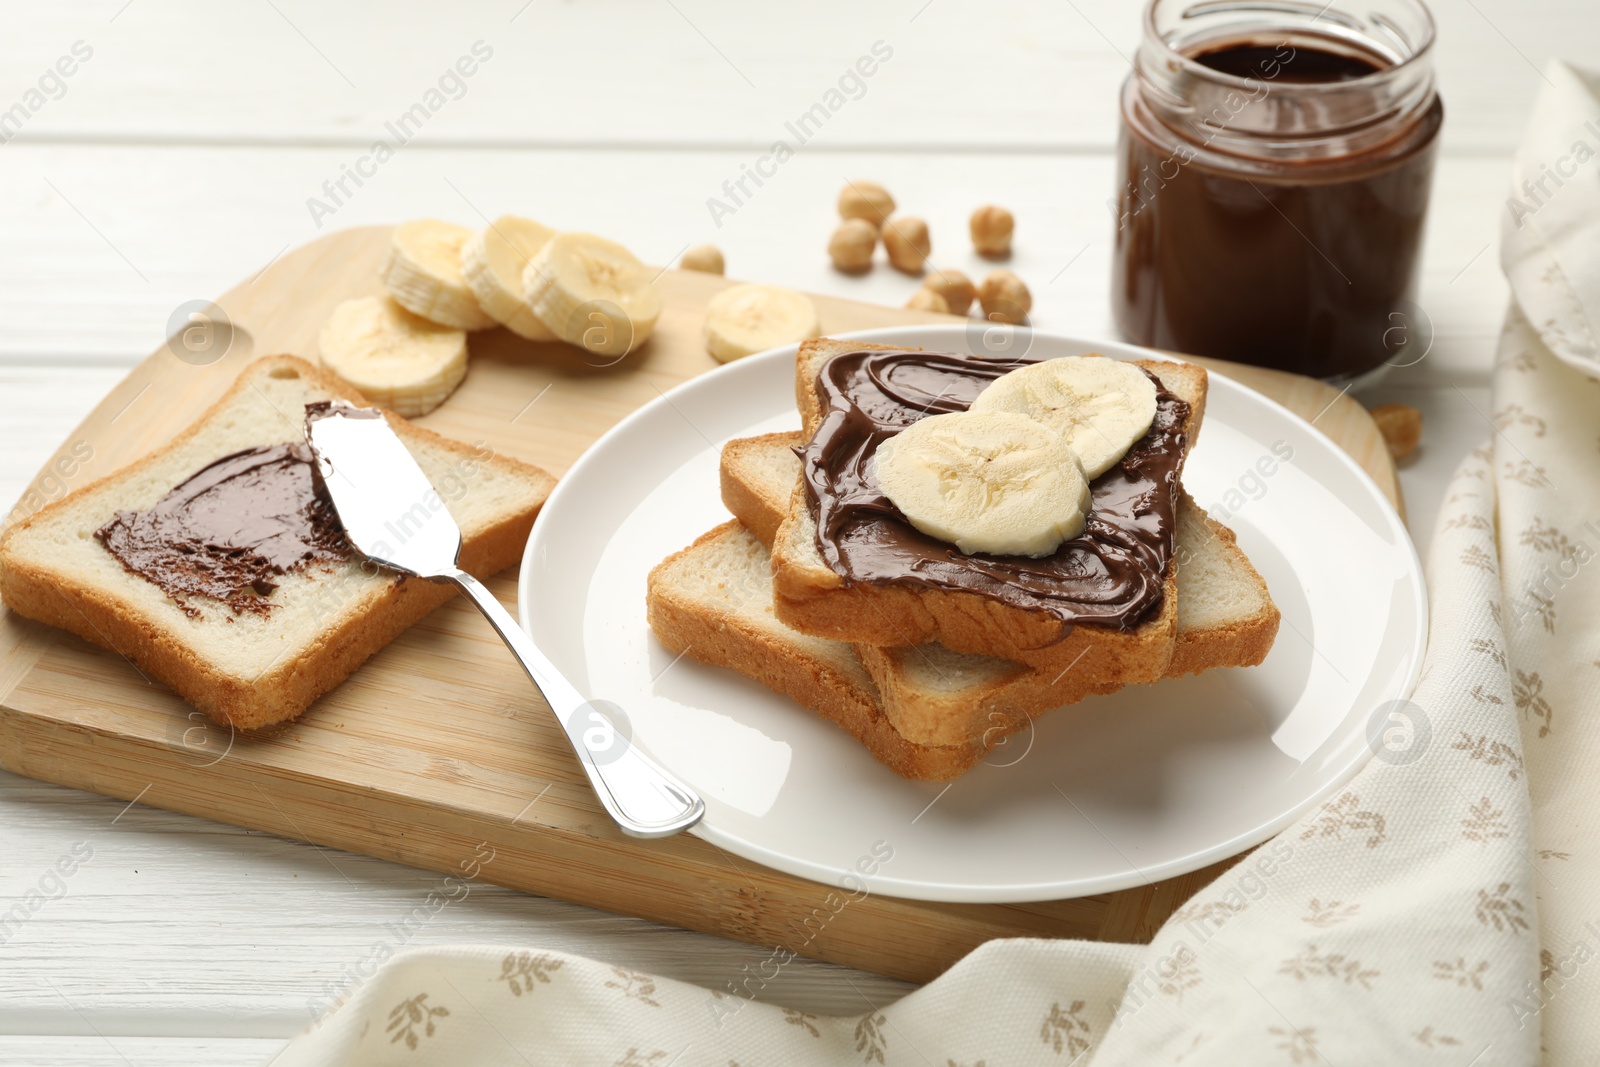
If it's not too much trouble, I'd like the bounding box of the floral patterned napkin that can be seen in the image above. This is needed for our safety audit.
[267,61,1599,1067]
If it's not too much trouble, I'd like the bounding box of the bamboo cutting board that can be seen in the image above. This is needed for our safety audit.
[0,227,1402,984]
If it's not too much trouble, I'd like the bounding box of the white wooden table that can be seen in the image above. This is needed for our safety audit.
[0,1,1578,1062]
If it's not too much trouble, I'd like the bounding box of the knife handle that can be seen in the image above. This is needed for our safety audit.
[443,569,705,839]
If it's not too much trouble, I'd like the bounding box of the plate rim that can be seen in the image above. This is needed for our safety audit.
[518,326,1428,903]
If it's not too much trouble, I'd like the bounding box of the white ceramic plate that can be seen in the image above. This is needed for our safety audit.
[519,326,1426,903]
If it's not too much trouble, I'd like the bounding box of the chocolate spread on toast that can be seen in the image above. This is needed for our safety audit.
[96,442,349,616]
[800,350,1190,632]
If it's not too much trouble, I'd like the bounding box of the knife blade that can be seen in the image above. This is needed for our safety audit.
[305,400,705,839]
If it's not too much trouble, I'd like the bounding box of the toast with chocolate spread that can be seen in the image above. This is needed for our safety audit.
[0,355,554,729]
[652,514,1278,779]
[769,339,1208,684]
[695,432,1277,758]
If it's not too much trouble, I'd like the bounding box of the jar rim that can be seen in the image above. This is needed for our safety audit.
[1140,0,1438,93]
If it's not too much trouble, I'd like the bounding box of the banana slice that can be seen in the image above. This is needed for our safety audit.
[523,233,663,360]
[318,297,468,417]
[874,410,1091,558]
[461,215,559,341]
[703,284,821,363]
[969,356,1158,478]
[380,220,498,331]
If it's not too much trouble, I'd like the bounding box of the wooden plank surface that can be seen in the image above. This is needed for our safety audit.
[0,0,1579,154]
[0,226,1400,983]
[0,1038,285,1067]
[0,144,1513,377]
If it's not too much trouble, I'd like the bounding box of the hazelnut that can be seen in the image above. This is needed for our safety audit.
[1369,402,1423,461]
[680,244,725,274]
[882,216,931,275]
[922,268,976,316]
[838,180,895,224]
[978,270,1031,324]
[905,287,951,314]
[970,204,1014,258]
[828,218,878,273]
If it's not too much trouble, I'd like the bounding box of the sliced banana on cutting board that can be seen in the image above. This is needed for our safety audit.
[318,297,468,417]
[874,410,1091,558]
[703,283,821,363]
[523,232,663,360]
[461,215,559,342]
[381,220,498,331]
[969,356,1158,479]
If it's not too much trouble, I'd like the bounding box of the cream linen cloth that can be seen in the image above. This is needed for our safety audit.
[268,63,1599,1067]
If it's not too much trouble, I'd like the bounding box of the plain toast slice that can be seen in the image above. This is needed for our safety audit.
[770,339,1208,682]
[0,355,556,729]
[722,431,1279,746]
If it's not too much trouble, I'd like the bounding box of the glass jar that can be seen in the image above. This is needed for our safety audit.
[1111,0,1443,381]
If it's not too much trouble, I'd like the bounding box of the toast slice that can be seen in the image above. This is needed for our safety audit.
[647,521,992,780]
[723,432,1278,746]
[770,339,1208,682]
[0,355,556,729]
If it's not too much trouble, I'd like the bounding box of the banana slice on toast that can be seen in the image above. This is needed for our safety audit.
[970,356,1158,478]
[874,410,1091,558]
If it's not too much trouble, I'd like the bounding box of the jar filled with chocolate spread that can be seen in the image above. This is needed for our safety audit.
[1111,0,1443,381]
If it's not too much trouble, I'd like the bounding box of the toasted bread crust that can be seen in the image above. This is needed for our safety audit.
[1167,514,1281,677]
[646,522,991,780]
[773,550,1176,677]
[719,432,797,545]
[2,561,461,729]
[853,502,1281,742]
[0,355,554,729]
[718,432,799,548]
[770,338,1204,678]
